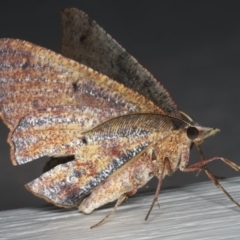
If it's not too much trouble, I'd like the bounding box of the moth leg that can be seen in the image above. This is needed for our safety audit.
[90,194,127,229]
[183,156,240,208]
[183,156,240,172]
[195,144,225,179]
[204,167,240,207]
[145,157,171,221]
[194,143,206,176]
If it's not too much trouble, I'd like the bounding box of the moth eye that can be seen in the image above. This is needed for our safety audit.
[187,127,199,140]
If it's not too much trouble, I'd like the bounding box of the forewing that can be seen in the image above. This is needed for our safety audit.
[9,106,126,165]
[26,113,187,207]
[0,38,161,130]
[0,38,163,165]
[61,8,180,117]
[83,113,186,142]
[26,136,152,207]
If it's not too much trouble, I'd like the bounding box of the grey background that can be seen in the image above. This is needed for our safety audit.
[0,1,240,211]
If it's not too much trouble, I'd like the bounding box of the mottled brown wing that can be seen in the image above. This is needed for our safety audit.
[61,8,180,118]
[26,113,187,207]
[26,140,151,207]
[0,38,164,165]
[9,106,124,165]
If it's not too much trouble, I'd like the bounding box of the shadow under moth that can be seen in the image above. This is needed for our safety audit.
[0,8,239,228]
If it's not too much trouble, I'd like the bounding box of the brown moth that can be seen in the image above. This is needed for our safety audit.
[0,8,239,228]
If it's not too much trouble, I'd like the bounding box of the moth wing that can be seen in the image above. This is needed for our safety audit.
[26,135,153,207]
[26,113,186,207]
[9,106,125,165]
[0,39,163,165]
[0,38,160,130]
[61,8,180,117]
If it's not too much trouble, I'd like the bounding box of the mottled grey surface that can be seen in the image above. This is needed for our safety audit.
[0,1,240,211]
[1,177,240,239]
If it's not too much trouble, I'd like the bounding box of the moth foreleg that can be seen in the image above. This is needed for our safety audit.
[182,156,240,208]
[194,144,225,179]
[182,156,240,172]
[90,194,127,229]
[193,144,224,179]
[204,167,240,207]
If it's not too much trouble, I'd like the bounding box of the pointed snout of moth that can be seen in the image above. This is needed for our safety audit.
[193,126,220,145]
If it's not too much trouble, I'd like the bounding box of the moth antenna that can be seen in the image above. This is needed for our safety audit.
[179,111,195,124]
[91,194,127,229]
[145,157,170,221]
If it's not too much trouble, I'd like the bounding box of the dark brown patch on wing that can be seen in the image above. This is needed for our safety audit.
[61,8,180,117]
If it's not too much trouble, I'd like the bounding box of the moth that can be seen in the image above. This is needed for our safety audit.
[0,8,239,228]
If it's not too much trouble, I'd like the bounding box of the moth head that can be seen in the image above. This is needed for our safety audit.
[186,125,220,145]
